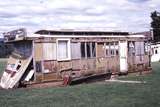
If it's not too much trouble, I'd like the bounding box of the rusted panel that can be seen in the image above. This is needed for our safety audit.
[71,60,81,70]
[54,57,120,77]
[42,72,62,82]
[43,61,52,72]
[43,60,57,73]
[51,61,58,72]
[79,59,96,70]
[58,61,72,71]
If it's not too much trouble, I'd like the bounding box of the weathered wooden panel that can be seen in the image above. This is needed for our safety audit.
[96,57,119,73]
[58,61,72,71]
[0,55,32,89]
[51,61,58,72]
[79,59,94,70]
[96,58,107,70]
[42,72,62,82]
[128,54,150,72]
[43,60,57,73]
[109,56,120,72]
[97,43,105,58]
[127,56,136,72]
[43,43,56,60]
[71,42,81,59]
[71,60,81,70]
[43,61,52,73]
[135,41,144,56]
[34,43,43,61]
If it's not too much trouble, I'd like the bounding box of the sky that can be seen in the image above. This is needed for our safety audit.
[0,0,160,36]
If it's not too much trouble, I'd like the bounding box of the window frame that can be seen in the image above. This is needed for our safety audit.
[105,41,119,57]
[155,49,158,54]
[80,42,96,59]
[56,38,71,61]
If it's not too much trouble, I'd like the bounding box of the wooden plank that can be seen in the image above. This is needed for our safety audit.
[34,43,43,61]
[0,55,33,89]
[96,43,105,58]
[43,43,56,60]
[71,42,81,59]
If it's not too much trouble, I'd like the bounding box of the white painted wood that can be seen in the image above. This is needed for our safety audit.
[8,56,32,89]
[24,69,34,81]
[119,41,128,73]
[0,56,32,89]
[151,43,160,62]
[43,43,56,60]
[28,34,145,38]
[56,39,71,61]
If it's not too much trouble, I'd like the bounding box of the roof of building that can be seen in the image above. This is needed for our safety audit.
[34,29,129,36]
[3,28,146,43]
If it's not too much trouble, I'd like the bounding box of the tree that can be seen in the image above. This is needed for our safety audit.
[151,11,160,42]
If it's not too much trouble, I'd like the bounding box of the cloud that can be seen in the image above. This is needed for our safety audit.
[128,0,150,3]
[0,0,159,34]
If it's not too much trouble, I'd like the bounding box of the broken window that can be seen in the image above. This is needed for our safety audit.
[155,49,158,54]
[81,42,85,58]
[135,42,144,56]
[105,41,119,56]
[57,39,71,61]
[105,42,110,56]
[13,41,32,58]
[115,42,119,55]
[80,42,96,58]
[91,42,96,57]
[86,43,91,58]
[128,41,135,56]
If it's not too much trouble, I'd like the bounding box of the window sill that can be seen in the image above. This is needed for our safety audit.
[57,58,71,62]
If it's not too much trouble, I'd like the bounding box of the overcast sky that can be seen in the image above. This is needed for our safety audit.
[0,0,160,35]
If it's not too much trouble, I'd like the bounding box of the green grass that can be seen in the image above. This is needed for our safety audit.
[0,61,160,107]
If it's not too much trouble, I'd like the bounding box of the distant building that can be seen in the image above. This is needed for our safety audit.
[133,31,160,62]
[151,43,160,62]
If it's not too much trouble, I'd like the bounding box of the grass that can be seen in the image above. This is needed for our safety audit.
[0,60,160,107]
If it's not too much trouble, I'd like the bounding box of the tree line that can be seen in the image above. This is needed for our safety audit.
[151,11,160,43]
